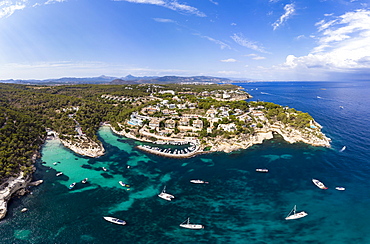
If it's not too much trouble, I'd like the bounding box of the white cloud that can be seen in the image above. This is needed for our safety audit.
[272,3,295,30]
[153,18,175,23]
[45,0,67,4]
[246,53,266,60]
[116,0,206,17]
[194,33,231,50]
[209,0,218,5]
[231,33,267,53]
[221,58,237,63]
[278,9,370,80]
[0,1,26,19]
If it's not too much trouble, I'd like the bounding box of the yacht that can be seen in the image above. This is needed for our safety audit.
[119,181,125,187]
[179,217,204,229]
[335,187,345,191]
[81,178,88,184]
[312,179,328,189]
[56,172,63,177]
[103,217,126,225]
[158,186,175,201]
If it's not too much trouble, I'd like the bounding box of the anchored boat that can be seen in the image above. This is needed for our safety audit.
[103,217,126,225]
[285,205,308,220]
[179,217,204,229]
[158,186,175,201]
[312,179,328,189]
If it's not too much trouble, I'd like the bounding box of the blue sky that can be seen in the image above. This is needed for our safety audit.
[0,0,370,81]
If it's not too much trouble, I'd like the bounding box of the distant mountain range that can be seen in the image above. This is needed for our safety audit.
[0,75,241,85]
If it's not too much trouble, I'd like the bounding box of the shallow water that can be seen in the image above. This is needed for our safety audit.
[1,81,370,243]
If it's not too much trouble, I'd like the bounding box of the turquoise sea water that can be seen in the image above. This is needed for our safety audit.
[1,81,370,243]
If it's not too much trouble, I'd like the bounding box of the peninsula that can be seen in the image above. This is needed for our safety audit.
[0,82,330,220]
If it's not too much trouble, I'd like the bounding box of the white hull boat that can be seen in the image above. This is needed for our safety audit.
[103,216,126,225]
[158,186,175,201]
[335,187,345,191]
[69,182,76,189]
[285,205,308,220]
[56,172,63,176]
[180,218,204,229]
[190,179,208,184]
[256,168,268,173]
[82,178,88,183]
[312,179,328,189]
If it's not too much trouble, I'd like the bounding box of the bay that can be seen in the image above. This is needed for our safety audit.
[1,81,370,243]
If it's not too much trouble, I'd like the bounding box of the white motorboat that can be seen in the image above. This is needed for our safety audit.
[103,216,126,225]
[102,167,107,171]
[158,186,175,201]
[335,187,345,191]
[81,178,88,184]
[119,181,125,187]
[256,168,269,173]
[190,179,208,184]
[312,179,328,189]
[179,217,204,229]
[56,172,63,176]
[285,205,308,220]
[340,146,346,152]
[21,208,28,213]
[69,182,76,189]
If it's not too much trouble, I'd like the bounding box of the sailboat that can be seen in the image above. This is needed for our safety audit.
[179,217,204,229]
[285,205,308,220]
[158,186,175,201]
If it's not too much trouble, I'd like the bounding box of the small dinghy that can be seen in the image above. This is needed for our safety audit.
[69,182,76,189]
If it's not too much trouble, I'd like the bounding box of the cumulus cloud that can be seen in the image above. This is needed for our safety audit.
[231,33,267,53]
[0,1,26,19]
[115,0,206,17]
[221,58,237,63]
[272,3,295,30]
[280,9,370,80]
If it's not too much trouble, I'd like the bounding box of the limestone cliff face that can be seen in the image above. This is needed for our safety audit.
[60,136,105,158]
[0,173,29,219]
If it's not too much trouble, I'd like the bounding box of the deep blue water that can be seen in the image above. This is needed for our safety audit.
[1,81,370,243]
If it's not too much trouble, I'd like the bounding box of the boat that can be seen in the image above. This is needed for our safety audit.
[312,179,328,189]
[190,179,208,184]
[102,167,107,171]
[56,172,63,176]
[158,186,175,201]
[340,106,344,109]
[103,216,126,225]
[21,208,28,213]
[119,181,125,187]
[256,168,268,173]
[335,187,346,191]
[81,178,88,184]
[179,217,204,229]
[69,182,76,189]
[285,205,308,220]
[340,146,346,152]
